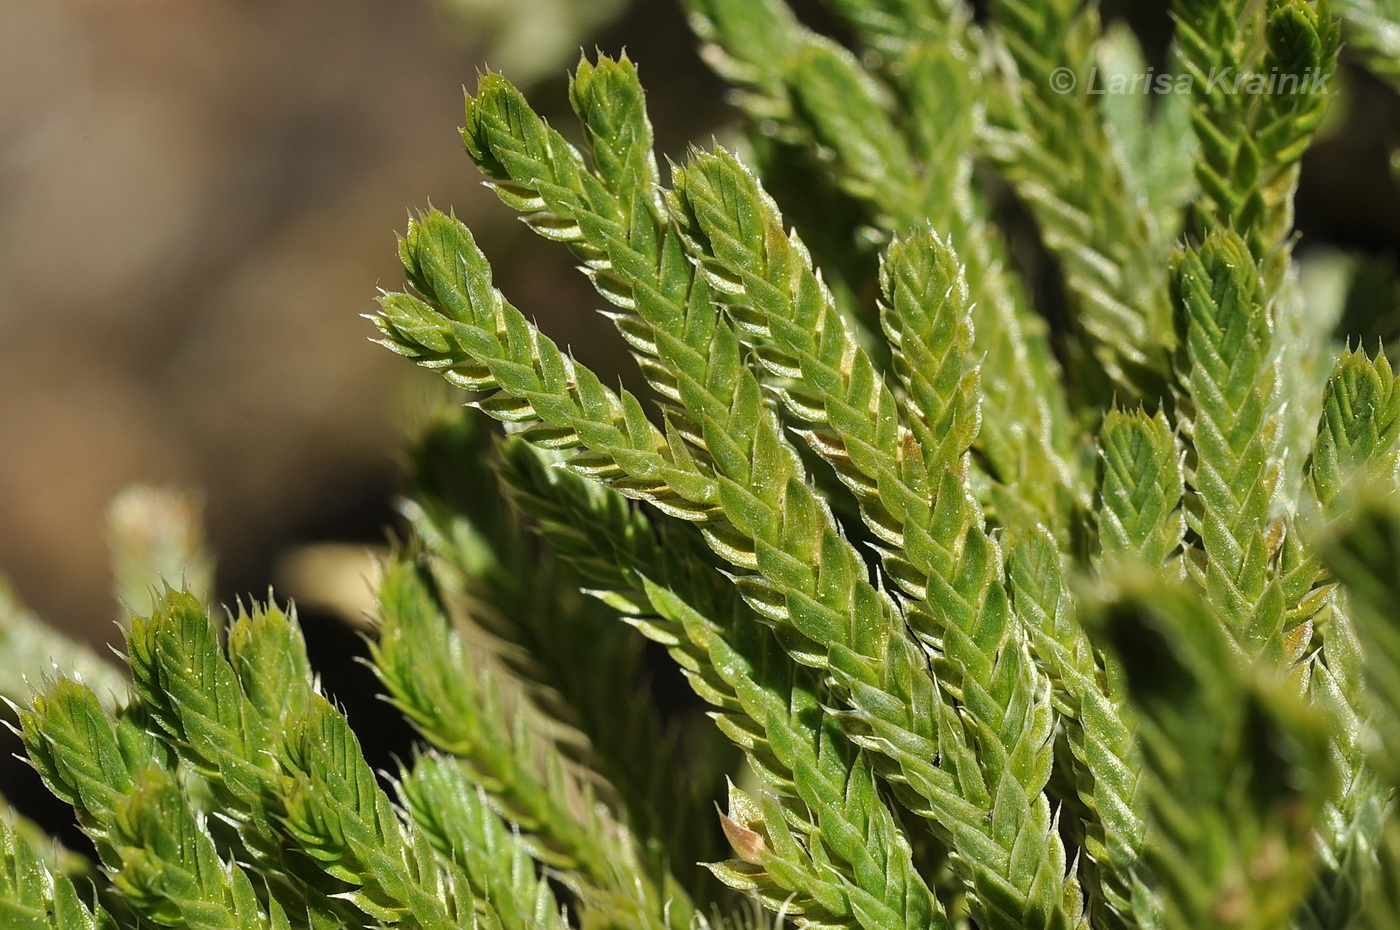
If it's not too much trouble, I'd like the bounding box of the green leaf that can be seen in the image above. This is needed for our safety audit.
[402,410,705,911]
[279,696,476,929]
[685,9,1084,526]
[108,768,288,930]
[371,554,676,930]
[18,677,295,930]
[983,0,1175,395]
[1175,0,1339,289]
[120,590,353,928]
[1094,574,1334,930]
[498,435,946,930]
[1317,491,1400,785]
[1006,528,1149,930]
[672,149,1084,930]
[398,755,568,930]
[1173,231,1287,655]
[18,680,160,864]
[1310,346,1400,506]
[0,816,114,930]
[1096,408,1185,573]
[384,166,957,930]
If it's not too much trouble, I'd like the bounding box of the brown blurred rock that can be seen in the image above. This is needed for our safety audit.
[0,0,500,644]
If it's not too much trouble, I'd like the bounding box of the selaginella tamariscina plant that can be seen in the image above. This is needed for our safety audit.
[9,0,1400,928]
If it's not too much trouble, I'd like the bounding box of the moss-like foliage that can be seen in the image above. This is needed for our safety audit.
[11,2,1400,929]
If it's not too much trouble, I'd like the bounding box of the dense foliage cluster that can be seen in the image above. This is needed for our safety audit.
[7,1,1400,929]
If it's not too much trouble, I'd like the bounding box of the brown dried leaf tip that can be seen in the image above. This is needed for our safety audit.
[717,780,768,865]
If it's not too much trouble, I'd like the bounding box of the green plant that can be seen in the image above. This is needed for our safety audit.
[8,1,1400,929]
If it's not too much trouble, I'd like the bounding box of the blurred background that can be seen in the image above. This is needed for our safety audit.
[1,0,1398,666]
[0,0,730,649]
